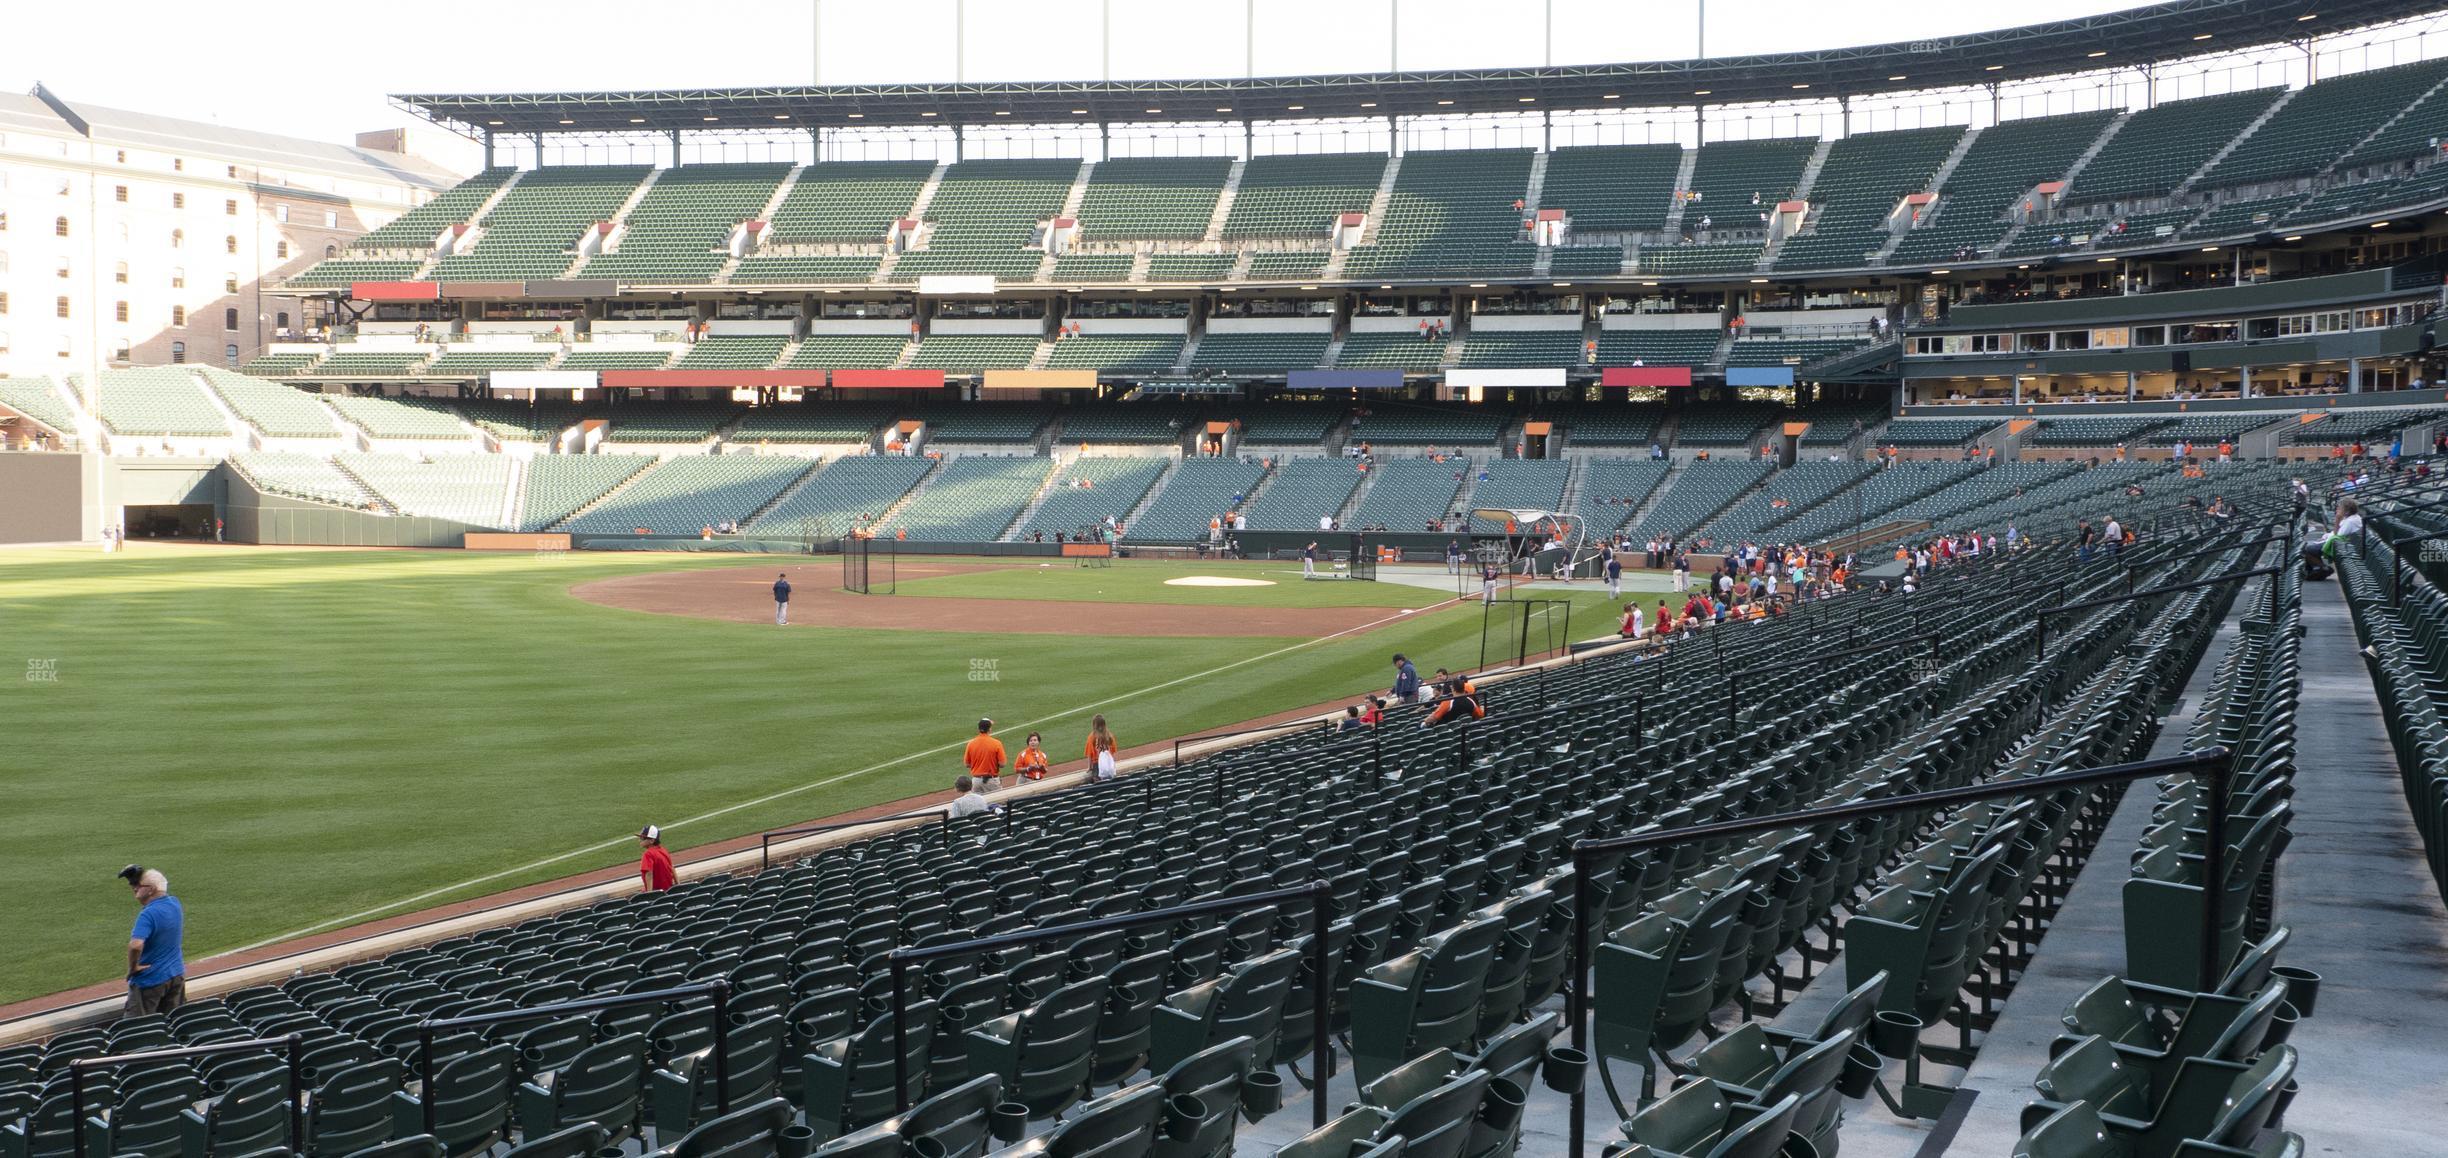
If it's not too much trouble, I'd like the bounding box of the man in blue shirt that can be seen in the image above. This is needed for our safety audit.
[120,865,186,1016]
[772,573,791,626]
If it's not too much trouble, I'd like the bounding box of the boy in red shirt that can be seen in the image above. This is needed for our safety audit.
[637,825,675,892]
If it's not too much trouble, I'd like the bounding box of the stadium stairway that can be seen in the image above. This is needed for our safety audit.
[2172,89,2302,198]
[2249,573,2448,1151]
[327,458,399,515]
[1924,551,2272,1156]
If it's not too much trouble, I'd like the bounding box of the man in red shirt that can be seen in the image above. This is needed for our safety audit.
[637,825,675,892]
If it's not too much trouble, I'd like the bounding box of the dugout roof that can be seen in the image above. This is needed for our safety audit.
[394,1,2431,138]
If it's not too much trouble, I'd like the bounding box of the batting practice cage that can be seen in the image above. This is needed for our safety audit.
[1347,533,1378,581]
[841,536,896,595]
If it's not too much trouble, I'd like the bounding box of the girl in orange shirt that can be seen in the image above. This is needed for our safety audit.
[1015,733,1051,781]
[1085,715,1119,780]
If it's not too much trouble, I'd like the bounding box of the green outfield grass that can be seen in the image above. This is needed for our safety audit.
[892,558,1453,607]
[0,545,1629,1004]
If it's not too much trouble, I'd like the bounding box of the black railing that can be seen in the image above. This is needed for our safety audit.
[881,881,1335,1127]
[1561,746,2235,1157]
[2035,565,2283,659]
[761,809,952,869]
[415,980,732,1137]
[70,1035,306,1158]
[1172,717,1339,770]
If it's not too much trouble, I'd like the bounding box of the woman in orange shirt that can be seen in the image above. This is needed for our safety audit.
[1015,732,1051,781]
[1085,715,1120,780]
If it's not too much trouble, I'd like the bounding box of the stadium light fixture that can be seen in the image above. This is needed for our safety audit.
[2298,11,2318,19]
[1299,284,1319,290]
[2095,256,2115,262]
[774,114,789,121]
[703,116,719,122]
[1642,280,1659,286]
[2087,50,2108,57]
[1931,268,1951,274]
[2192,32,2212,39]
[1071,108,1089,114]
[1748,277,1769,283]
[1889,75,1908,80]
[1693,89,1712,95]
[994,110,1010,116]
[1437,99,1455,105]
[1791,83,1810,90]
[1554,282,1572,287]
[2202,246,2220,251]
[1288,104,1305,110]
[2283,234,2303,241]
[922,111,940,117]
[1519,96,1537,102]
[1602,94,1620,100]
[848,113,864,119]
[487,119,504,126]
[1146,107,1162,113]
[629,117,646,124]
[1985,64,2004,71]
[1469,282,1488,287]
[1361,102,1378,108]
[1216,106,1232,112]
[559,118,574,125]
[1380,284,1393,289]
[2374,220,2392,226]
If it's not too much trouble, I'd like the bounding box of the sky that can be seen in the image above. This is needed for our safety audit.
[0,0,2187,169]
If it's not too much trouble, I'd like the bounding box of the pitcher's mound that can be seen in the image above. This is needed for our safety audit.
[1165,576,1277,587]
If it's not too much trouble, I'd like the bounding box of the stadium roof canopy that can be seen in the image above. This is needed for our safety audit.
[395,0,2432,138]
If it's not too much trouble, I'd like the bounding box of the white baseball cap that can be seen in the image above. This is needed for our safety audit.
[638,825,660,841]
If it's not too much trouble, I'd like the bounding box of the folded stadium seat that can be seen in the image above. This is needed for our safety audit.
[1675,1027,1859,1158]
[1087,951,1177,1088]
[499,1122,610,1158]
[979,1081,1167,1158]
[1613,1082,1801,1158]
[1347,914,1508,1086]
[641,1096,810,1158]
[806,1074,1002,1158]
[176,1067,293,1157]
[1593,883,1751,1103]
[650,1011,788,1144]
[963,976,1108,1122]
[383,1043,516,1157]
[1147,948,1300,1075]
[2018,1041,2296,1158]
[1148,1036,1271,1158]
[512,1032,647,1146]
[1273,1065,1518,1158]
[801,1002,935,1141]
[342,1136,445,1158]
[2119,807,2289,992]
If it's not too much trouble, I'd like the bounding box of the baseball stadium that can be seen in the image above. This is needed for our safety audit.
[4,2,2448,1156]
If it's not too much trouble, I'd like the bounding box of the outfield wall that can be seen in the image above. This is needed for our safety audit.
[0,453,87,544]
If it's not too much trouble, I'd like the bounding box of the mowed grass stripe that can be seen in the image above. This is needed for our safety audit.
[0,547,1627,1002]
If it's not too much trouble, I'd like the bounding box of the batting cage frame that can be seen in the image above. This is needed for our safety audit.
[1346,533,1378,581]
[841,536,897,595]
[1479,597,1573,669]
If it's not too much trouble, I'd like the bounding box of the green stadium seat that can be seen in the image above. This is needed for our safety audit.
[801,1003,935,1141]
[1544,144,1682,232]
[580,164,792,284]
[514,1034,647,1147]
[1221,153,1386,239]
[430,167,652,283]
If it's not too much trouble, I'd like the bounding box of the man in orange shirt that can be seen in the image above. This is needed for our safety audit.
[963,718,1006,792]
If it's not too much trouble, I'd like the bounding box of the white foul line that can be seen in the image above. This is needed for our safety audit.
[227,591,1471,952]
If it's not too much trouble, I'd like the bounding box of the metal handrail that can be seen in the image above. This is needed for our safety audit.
[881,881,1335,1127]
[69,1035,306,1158]
[414,979,732,1137]
[2035,566,2284,658]
[1561,746,2236,1157]
[760,809,952,869]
